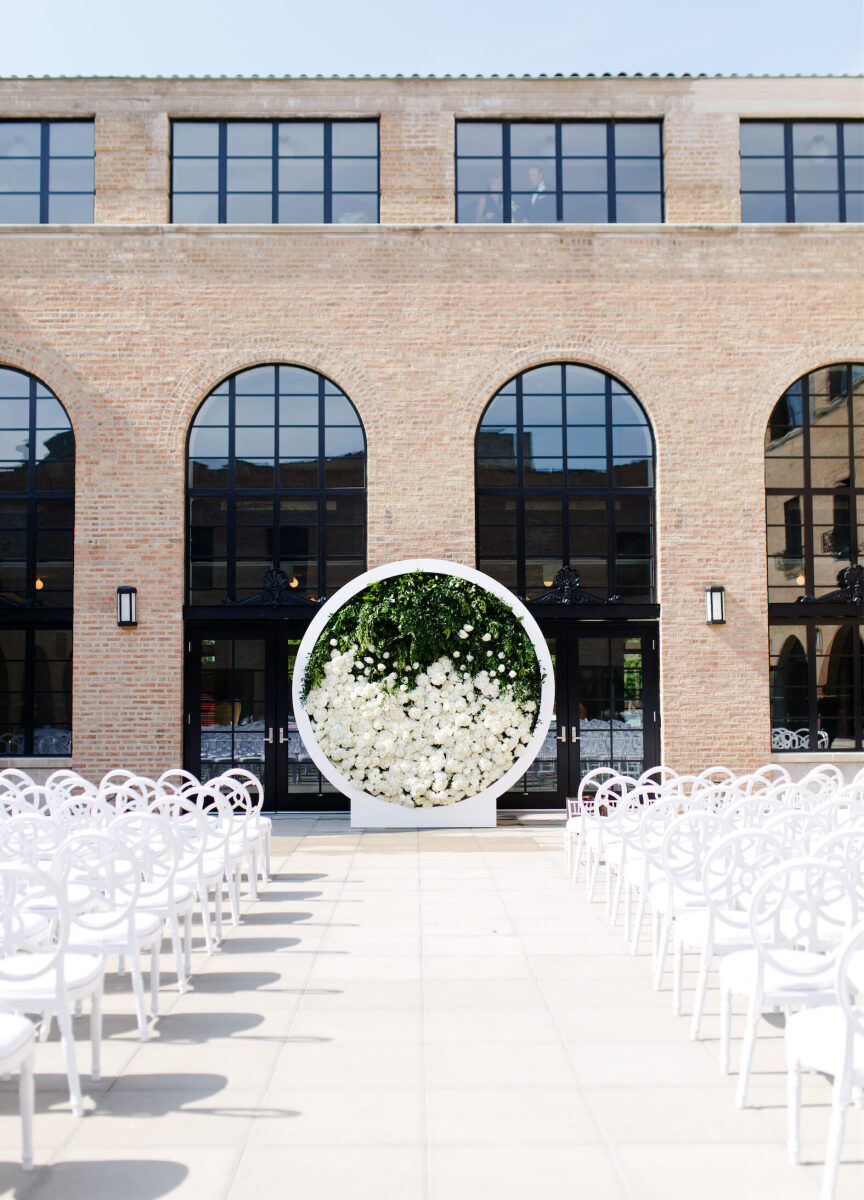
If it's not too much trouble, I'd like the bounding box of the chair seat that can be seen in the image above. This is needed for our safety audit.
[69,910,162,948]
[720,947,835,997]
[0,1012,34,1060]
[786,1005,864,1077]
[674,908,753,950]
[647,881,705,916]
[140,882,195,912]
[0,951,103,997]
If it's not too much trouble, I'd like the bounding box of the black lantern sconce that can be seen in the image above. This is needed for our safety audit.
[116,586,138,627]
[705,585,726,625]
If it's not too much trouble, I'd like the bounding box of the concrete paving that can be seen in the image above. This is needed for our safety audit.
[0,814,860,1199]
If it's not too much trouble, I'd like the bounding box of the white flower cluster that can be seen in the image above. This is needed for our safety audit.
[305,648,537,806]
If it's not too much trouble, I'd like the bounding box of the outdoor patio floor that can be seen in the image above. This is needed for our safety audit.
[0,814,861,1200]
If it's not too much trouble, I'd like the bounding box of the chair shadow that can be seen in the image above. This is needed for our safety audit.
[255,891,324,901]
[216,937,302,955]
[0,1158,188,1199]
[150,1012,265,1042]
[240,910,316,925]
[188,971,282,993]
[269,873,329,882]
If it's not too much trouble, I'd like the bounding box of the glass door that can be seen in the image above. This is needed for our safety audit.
[185,625,344,813]
[502,623,659,808]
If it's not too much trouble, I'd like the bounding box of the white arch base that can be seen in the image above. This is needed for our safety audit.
[291,559,555,830]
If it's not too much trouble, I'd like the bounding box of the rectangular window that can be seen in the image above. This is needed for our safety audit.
[0,121,94,224]
[455,120,664,224]
[171,120,379,225]
[741,120,863,223]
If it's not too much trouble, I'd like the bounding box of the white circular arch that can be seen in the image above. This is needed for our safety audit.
[291,559,556,828]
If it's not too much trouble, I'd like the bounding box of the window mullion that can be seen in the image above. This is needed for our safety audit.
[555,124,563,222]
[784,122,795,223]
[40,122,50,225]
[218,122,227,224]
[607,123,616,223]
[272,123,279,224]
[323,123,333,225]
[502,124,512,224]
[837,122,847,224]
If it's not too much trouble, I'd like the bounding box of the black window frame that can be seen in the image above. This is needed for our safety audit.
[475,363,656,606]
[0,119,95,225]
[185,364,367,614]
[767,362,864,752]
[455,119,665,225]
[0,366,74,758]
[170,119,380,225]
[740,119,864,224]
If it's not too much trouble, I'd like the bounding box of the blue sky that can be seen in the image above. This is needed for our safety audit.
[1,0,862,78]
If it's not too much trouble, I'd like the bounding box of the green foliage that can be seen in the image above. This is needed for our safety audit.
[302,571,543,711]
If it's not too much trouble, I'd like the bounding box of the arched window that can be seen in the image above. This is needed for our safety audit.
[767,362,864,752]
[0,366,74,755]
[186,364,366,607]
[475,363,654,601]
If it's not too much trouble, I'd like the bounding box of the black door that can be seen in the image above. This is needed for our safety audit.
[185,624,344,813]
[501,623,660,808]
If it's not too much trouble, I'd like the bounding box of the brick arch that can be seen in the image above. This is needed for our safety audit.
[159,339,379,454]
[0,335,102,456]
[739,346,864,445]
[452,339,666,442]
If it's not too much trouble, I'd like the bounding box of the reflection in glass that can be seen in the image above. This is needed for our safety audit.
[187,364,365,603]
[476,363,654,601]
[456,120,663,224]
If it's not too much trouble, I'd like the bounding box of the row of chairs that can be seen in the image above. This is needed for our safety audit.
[0,765,272,1170]
[565,763,864,1200]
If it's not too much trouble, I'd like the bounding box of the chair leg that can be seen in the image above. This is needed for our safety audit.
[653,914,672,990]
[821,1072,852,1200]
[199,885,214,953]
[264,832,270,881]
[167,910,187,992]
[787,1057,801,1164]
[38,1013,51,1043]
[184,910,192,975]
[56,1006,83,1117]
[129,956,150,1042]
[90,984,102,1082]
[19,1051,34,1170]
[150,940,160,1019]
[735,990,763,1108]
[631,888,647,955]
[214,882,224,943]
[673,938,684,1016]
[691,946,712,1040]
[720,988,732,1074]
[247,848,258,902]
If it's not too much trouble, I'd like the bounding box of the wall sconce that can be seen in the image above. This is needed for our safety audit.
[705,585,725,625]
[116,586,138,627]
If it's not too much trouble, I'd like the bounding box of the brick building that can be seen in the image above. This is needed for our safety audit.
[0,74,861,809]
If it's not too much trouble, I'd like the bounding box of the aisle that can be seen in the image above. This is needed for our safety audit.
[0,816,860,1200]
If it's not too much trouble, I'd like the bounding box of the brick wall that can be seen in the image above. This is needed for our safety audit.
[0,76,861,782]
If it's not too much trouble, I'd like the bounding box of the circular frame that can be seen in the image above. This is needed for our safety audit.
[292,558,555,812]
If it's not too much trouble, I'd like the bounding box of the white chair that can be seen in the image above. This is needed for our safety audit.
[219,768,270,888]
[54,830,163,1042]
[110,812,195,993]
[720,859,857,1107]
[676,827,785,1036]
[0,865,103,1117]
[785,920,864,1200]
[165,788,232,953]
[652,809,726,989]
[0,1013,36,1170]
[567,767,623,882]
